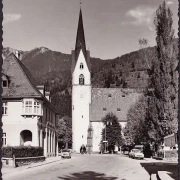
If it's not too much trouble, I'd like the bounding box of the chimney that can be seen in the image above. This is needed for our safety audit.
[45,91,51,101]
[36,85,45,95]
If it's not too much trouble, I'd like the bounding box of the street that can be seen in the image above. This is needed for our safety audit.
[3,154,154,180]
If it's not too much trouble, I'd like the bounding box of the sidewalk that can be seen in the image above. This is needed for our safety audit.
[144,157,178,165]
[2,156,62,175]
[143,158,178,180]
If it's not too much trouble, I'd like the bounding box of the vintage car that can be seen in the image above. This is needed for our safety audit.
[122,146,130,155]
[129,149,144,159]
[61,149,71,159]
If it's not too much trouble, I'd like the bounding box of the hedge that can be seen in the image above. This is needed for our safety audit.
[2,146,44,158]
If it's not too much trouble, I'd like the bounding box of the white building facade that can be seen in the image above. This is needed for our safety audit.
[2,52,59,157]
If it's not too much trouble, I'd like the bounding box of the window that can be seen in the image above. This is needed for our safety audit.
[2,133,6,146]
[2,102,8,115]
[79,74,84,85]
[2,80,8,88]
[108,94,112,97]
[25,101,33,114]
[22,99,42,115]
[122,94,125,97]
[34,101,40,114]
[2,74,9,88]
[117,108,121,111]
[80,63,84,69]
[103,108,106,111]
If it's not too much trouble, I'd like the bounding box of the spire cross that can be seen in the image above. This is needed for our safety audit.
[80,0,82,6]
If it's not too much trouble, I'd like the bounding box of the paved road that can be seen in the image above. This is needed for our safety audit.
[2,154,154,180]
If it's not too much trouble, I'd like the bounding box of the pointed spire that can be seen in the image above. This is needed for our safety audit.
[75,8,87,61]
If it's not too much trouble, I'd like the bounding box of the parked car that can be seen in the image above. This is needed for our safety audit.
[123,147,130,155]
[129,149,144,159]
[61,149,71,159]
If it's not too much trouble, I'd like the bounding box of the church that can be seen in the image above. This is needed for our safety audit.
[71,9,143,153]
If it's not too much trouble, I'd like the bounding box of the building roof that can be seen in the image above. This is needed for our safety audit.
[73,8,91,72]
[2,53,59,114]
[2,53,41,98]
[90,88,142,122]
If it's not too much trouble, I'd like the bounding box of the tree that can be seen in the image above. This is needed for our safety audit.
[151,1,178,138]
[101,113,123,147]
[133,1,179,146]
[123,95,149,145]
[57,116,72,149]
[104,70,113,88]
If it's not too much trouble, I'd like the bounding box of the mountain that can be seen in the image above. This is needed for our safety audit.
[3,46,151,88]
[3,38,178,118]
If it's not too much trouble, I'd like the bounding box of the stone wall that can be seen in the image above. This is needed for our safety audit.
[2,156,46,168]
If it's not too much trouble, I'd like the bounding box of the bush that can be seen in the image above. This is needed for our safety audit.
[157,150,164,158]
[2,146,44,158]
[164,150,178,159]
[157,149,178,159]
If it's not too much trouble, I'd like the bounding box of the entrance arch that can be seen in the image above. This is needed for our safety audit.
[20,130,32,145]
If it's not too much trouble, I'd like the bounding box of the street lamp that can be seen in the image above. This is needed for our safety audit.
[104,121,112,153]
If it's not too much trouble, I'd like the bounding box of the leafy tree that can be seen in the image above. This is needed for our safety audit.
[123,95,149,145]
[122,80,127,88]
[104,70,113,88]
[151,1,178,138]
[57,116,72,148]
[101,113,123,147]
[131,1,179,146]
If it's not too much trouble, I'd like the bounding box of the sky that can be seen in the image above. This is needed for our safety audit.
[3,0,178,59]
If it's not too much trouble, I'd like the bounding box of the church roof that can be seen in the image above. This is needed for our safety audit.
[74,8,91,71]
[90,88,142,122]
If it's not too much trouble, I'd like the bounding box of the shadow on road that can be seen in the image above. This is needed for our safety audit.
[140,162,178,180]
[58,171,118,180]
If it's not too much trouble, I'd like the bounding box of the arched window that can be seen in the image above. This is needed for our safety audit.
[79,74,84,85]
[80,63,84,69]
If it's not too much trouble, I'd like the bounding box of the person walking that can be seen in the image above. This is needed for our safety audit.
[80,145,83,154]
[83,145,86,154]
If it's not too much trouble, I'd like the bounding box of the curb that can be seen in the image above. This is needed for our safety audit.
[143,159,177,166]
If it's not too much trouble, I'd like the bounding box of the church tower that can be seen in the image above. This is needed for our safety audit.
[71,8,91,152]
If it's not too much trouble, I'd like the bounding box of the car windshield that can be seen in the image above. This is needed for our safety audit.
[132,149,141,153]
[134,146,143,149]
